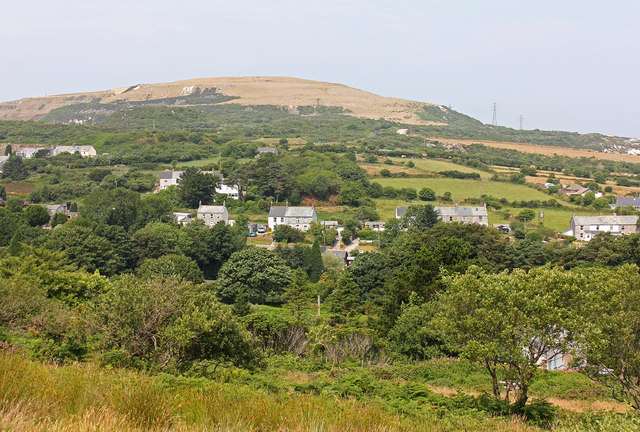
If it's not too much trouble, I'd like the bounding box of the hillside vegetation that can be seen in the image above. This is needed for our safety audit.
[0,76,633,150]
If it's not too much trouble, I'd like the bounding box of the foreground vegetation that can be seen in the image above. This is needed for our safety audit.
[3,351,640,432]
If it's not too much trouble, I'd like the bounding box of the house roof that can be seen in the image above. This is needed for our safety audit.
[396,206,408,218]
[198,205,226,214]
[616,197,640,207]
[269,206,287,218]
[258,147,278,153]
[326,249,348,259]
[572,215,639,226]
[435,205,488,217]
[269,205,316,218]
[159,171,183,180]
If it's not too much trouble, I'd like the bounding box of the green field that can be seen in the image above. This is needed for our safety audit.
[375,177,565,204]
[391,157,491,179]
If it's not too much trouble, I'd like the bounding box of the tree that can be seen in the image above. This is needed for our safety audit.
[1,156,27,180]
[264,162,290,202]
[24,205,51,227]
[51,212,68,228]
[520,165,537,176]
[347,252,388,301]
[91,275,262,371]
[582,191,596,206]
[327,273,360,320]
[137,254,204,284]
[81,188,142,229]
[303,241,323,283]
[216,247,292,305]
[517,209,536,222]
[47,224,118,276]
[437,266,582,408]
[273,224,305,243]
[389,300,447,360]
[403,204,440,232]
[575,265,640,409]
[177,167,219,208]
[285,268,312,321]
[419,187,436,201]
[0,185,6,200]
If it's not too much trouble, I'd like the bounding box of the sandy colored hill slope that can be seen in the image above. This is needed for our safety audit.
[0,76,441,125]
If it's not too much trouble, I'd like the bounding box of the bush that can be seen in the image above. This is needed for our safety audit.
[273,225,305,243]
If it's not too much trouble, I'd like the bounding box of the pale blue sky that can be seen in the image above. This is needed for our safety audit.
[2,1,639,137]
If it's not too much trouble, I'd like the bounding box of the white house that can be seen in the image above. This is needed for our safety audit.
[567,214,639,241]
[51,145,96,157]
[396,204,489,227]
[197,202,229,227]
[214,174,240,199]
[434,204,489,227]
[158,171,183,190]
[15,146,48,159]
[268,203,317,232]
[172,212,193,225]
[0,156,9,171]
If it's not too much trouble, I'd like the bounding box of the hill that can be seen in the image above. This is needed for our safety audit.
[0,76,635,152]
[0,76,441,126]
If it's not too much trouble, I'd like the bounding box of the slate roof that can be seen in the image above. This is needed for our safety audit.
[435,205,488,217]
[258,147,278,154]
[198,205,226,214]
[159,171,183,180]
[616,197,640,208]
[396,206,408,218]
[268,206,287,218]
[572,215,639,226]
[269,206,316,218]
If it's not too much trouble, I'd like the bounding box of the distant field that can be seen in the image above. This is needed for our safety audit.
[374,177,564,204]
[178,157,222,167]
[490,207,583,232]
[400,158,492,179]
[430,137,640,163]
[375,199,585,232]
[3,182,35,196]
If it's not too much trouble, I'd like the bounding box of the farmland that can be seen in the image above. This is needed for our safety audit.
[374,177,563,204]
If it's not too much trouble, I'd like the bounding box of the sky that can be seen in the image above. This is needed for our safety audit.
[1,0,639,137]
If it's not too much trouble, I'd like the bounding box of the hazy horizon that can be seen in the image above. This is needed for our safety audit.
[2,0,639,138]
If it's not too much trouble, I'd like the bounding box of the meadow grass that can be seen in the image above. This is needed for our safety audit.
[390,157,492,179]
[0,351,544,432]
[374,177,563,204]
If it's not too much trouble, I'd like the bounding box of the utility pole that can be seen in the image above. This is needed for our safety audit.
[519,115,524,130]
[491,103,498,126]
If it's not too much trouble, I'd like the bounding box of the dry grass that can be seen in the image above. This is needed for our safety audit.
[546,398,629,414]
[3,182,35,196]
[432,138,640,163]
[0,351,547,432]
[0,77,439,125]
